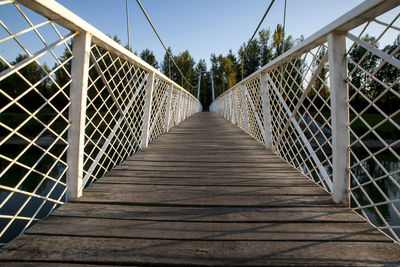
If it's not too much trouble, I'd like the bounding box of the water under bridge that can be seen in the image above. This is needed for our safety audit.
[0,0,399,265]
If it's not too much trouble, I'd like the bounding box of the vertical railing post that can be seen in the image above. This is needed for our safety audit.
[211,71,215,101]
[141,71,155,149]
[188,96,190,118]
[232,91,238,125]
[229,94,233,122]
[241,85,249,133]
[184,94,188,119]
[223,98,226,118]
[188,98,191,118]
[164,84,173,132]
[67,32,91,200]
[228,96,231,120]
[175,90,182,125]
[260,72,272,149]
[181,93,186,120]
[328,32,350,205]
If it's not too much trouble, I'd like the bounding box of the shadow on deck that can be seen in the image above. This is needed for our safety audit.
[0,112,399,266]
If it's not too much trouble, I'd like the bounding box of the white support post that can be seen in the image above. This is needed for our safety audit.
[175,90,182,125]
[181,94,186,120]
[187,96,190,118]
[164,85,173,132]
[227,97,230,120]
[241,85,249,133]
[232,92,238,125]
[186,96,189,118]
[260,73,272,150]
[225,98,228,119]
[197,71,201,100]
[211,72,215,101]
[328,32,350,205]
[222,99,226,118]
[141,71,155,149]
[67,32,91,200]
[229,95,233,122]
[183,94,188,120]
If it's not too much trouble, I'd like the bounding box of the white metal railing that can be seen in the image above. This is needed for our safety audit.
[0,0,201,246]
[211,0,400,244]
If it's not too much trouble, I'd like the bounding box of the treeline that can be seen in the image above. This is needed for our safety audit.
[141,24,298,108]
[1,29,399,113]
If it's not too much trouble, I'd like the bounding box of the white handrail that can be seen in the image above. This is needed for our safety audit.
[16,0,201,101]
[0,0,201,246]
[214,0,398,100]
[211,0,400,244]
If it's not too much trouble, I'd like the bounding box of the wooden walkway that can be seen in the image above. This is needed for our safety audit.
[0,112,399,266]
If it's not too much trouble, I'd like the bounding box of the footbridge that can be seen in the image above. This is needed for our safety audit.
[0,0,399,265]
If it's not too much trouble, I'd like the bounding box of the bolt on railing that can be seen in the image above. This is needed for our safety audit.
[0,0,201,246]
[211,0,400,244]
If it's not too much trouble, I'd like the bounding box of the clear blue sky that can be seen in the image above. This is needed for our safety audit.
[2,0,371,68]
[54,0,366,68]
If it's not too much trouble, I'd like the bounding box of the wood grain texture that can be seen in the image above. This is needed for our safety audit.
[0,112,399,266]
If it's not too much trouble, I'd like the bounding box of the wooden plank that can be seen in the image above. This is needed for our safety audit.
[1,112,399,266]
[102,170,320,179]
[126,156,287,163]
[1,236,399,266]
[96,176,315,187]
[83,183,327,196]
[74,191,335,207]
[112,166,304,174]
[25,217,387,242]
[119,161,292,168]
[52,203,366,222]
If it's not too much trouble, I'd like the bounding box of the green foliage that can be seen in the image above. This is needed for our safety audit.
[211,53,237,97]
[160,48,197,94]
[140,48,158,69]
[161,47,173,78]
[348,34,400,114]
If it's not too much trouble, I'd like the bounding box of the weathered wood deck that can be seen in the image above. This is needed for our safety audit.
[0,112,399,266]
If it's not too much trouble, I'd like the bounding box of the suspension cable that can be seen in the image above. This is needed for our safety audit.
[283,0,287,47]
[243,0,275,54]
[237,0,276,79]
[126,0,131,50]
[135,0,196,89]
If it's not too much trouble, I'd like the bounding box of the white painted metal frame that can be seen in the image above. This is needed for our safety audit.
[211,0,400,244]
[0,0,201,247]
[67,32,91,199]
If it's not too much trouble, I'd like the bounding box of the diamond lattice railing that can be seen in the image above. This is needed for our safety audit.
[149,76,169,143]
[346,7,400,243]
[211,1,399,244]
[0,1,74,246]
[0,0,201,247]
[82,44,149,187]
[268,44,333,192]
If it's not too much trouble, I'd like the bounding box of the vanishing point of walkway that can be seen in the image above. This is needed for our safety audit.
[0,112,399,265]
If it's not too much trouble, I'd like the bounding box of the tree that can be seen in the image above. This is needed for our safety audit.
[259,28,273,66]
[271,24,294,59]
[0,54,48,112]
[160,47,173,78]
[140,49,158,69]
[348,34,380,113]
[195,59,212,108]
[374,34,400,113]
[168,50,197,94]
[312,46,329,99]
[239,39,261,80]
[210,53,237,97]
